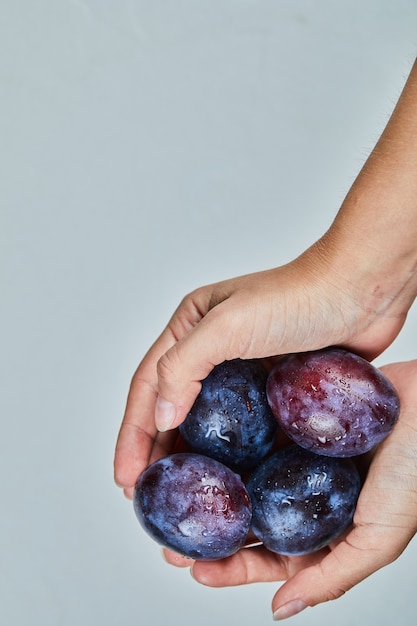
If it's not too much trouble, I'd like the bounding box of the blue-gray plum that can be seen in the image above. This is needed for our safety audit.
[246,445,361,555]
[133,453,252,560]
[179,359,278,472]
[266,348,400,457]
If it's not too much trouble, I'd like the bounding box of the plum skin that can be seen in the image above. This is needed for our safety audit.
[179,359,278,472]
[266,348,400,457]
[246,445,362,555]
[133,453,252,561]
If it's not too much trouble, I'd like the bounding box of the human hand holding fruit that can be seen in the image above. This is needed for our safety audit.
[113,59,417,618]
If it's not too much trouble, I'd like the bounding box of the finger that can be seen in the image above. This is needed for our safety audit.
[114,377,158,489]
[114,327,181,488]
[154,308,227,431]
[114,418,177,495]
[270,520,412,619]
[162,548,195,568]
[117,427,180,499]
[154,294,271,431]
[190,545,324,588]
[153,264,350,432]
[114,283,219,485]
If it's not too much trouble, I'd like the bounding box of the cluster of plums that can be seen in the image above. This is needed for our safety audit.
[133,348,400,561]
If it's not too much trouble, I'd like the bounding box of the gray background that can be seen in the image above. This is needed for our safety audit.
[2,1,417,624]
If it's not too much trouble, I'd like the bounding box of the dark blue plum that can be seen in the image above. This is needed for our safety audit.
[179,359,278,472]
[133,453,252,561]
[267,348,400,457]
[246,445,361,555]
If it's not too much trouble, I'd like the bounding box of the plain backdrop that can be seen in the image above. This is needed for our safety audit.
[2,1,417,625]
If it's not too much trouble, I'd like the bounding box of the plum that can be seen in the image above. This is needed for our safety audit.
[247,444,361,555]
[133,453,252,560]
[179,359,278,472]
[266,348,400,457]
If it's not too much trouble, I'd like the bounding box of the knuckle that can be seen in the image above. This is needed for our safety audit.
[324,586,348,603]
[157,349,180,383]
[179,286,207,312]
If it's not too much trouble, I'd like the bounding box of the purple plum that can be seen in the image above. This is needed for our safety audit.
[266,348,400,457]
[247,444,361,555]
[133,453,252,560]
[179,359,278,472]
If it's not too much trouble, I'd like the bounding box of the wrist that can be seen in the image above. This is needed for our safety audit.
[289,226,415,361]
[329,210,416,299]
[314,59,417,326]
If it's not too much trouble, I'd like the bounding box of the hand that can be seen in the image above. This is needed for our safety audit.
[162,359,417,620]
[114,236,412,498]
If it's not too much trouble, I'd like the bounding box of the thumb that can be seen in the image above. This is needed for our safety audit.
[154,298,256,431]
[271,522,412,620]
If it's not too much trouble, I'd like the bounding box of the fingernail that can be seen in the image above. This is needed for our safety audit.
[155,396,176,432]
[273,600,308,621]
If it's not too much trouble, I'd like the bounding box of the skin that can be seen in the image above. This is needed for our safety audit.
[114,59,417,618]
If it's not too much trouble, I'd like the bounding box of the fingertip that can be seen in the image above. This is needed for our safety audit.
[113,474,123,489]
[270,541,366,616]
[154,389,203,432]
[273,599,308,621]
[123,486,134,500]
[113,475,134,499]
[162,548,194,568]
[189,560,219,586]
[155,396,177,432]
[113,459,138,497]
